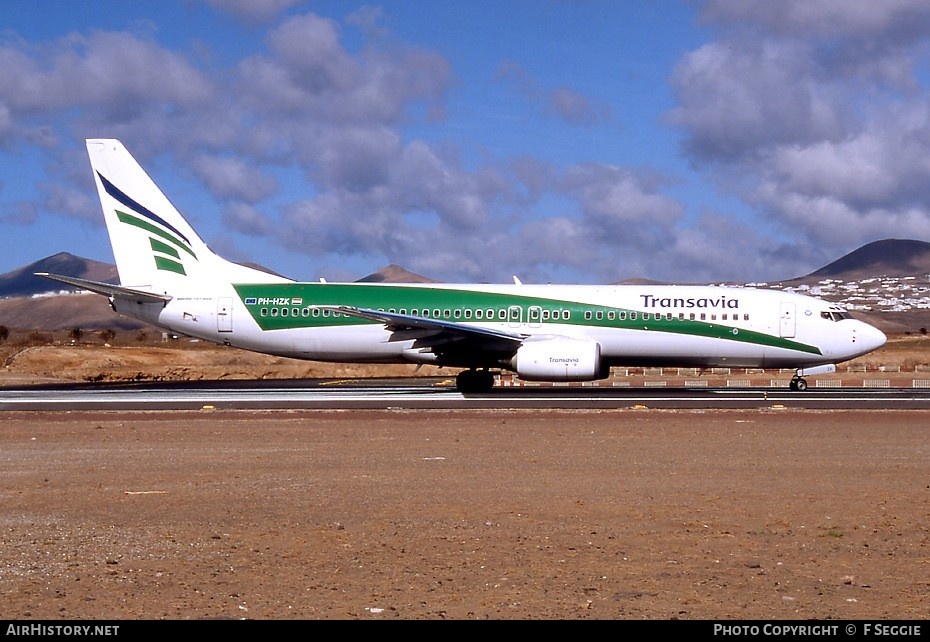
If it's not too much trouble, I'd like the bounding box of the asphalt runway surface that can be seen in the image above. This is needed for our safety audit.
[3,378,930,410]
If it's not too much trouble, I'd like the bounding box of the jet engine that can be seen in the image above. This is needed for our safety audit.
[511,337,609,381]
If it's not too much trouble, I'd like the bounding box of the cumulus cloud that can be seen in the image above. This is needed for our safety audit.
[669,0,930,273]
[189,154,278,203]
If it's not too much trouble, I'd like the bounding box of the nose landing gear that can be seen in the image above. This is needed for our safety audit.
[789,364,836,391]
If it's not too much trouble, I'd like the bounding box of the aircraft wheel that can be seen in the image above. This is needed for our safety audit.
[456,369,495,393]
[790,377,808,392]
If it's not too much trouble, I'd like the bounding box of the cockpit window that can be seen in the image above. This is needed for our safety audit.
[822,310,853,322]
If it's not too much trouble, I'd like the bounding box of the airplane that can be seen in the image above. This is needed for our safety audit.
[37,138,887,393]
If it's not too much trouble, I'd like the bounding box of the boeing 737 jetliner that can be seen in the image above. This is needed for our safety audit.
[38,139,887,392]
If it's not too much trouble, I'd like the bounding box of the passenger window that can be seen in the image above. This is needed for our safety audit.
[620,311,627,320]
[631,311,637,320]
[584,311,592,320]
[743,314,749,321]
[476,309,483,319]
[562,310,570,320]
[595,311,603,320]
[607,311,615,320]
[260,308,268,317]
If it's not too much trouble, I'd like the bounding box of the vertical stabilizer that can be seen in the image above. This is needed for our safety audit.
[86,139,286,292]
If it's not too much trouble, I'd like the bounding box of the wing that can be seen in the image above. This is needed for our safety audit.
[317,305,526,366]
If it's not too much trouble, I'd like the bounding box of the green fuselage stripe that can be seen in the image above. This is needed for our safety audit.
[233,283,822,355]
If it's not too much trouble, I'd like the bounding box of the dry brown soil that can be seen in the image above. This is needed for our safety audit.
[0,409,928,621]
[0,336,928,620]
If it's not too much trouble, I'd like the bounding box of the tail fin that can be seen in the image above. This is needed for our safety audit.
[86,139,286,292]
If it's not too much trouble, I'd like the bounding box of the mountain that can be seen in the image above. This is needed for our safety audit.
[356,264,437,283]
[803,238,930,281]
[0,252,118,298]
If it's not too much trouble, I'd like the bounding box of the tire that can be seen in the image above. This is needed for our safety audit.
[456,370,495,393]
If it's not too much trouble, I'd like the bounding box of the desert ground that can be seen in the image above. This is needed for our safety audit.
[0,333,928,620]
[0,409,928,621]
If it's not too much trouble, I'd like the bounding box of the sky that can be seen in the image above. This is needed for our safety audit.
[3,0,930,285]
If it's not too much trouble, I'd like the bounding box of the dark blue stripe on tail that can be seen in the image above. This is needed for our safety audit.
[97,171,192,247]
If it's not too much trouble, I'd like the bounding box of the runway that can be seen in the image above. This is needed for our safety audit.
[3,378,930,410]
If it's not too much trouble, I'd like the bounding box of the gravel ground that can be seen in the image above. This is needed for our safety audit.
[0,408,927,620]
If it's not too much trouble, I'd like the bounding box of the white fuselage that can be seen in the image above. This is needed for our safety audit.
[115,282,887,374]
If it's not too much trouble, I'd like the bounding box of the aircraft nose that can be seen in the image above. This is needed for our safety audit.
[857,322,886,353]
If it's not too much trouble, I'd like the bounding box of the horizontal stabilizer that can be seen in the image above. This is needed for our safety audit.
[35,272,172,304]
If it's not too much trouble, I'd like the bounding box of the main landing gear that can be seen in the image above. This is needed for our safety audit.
[455,369,495,394]
[789,376,808,392]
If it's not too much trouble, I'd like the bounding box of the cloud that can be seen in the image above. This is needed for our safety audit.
[189,154,278,203]
[497,60,612,127]
[668,0,930,269]
[548,86,612,126]
[202,0,303,25]
[222,202,274,236]
[235,13,451,127]
[11,3,930,285]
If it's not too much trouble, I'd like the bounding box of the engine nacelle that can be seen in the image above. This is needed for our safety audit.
[511,337,607,381]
